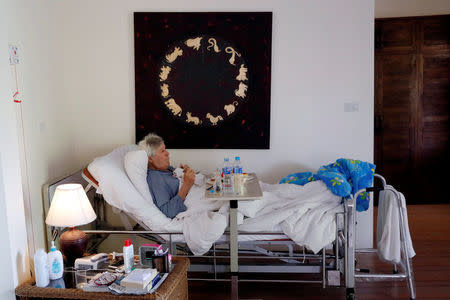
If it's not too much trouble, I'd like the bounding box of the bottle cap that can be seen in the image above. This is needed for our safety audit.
[124,239,131,247]
[50,241,56,252]
[235,156,240,160]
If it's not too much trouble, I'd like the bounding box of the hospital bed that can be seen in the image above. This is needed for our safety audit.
[43,148,416,300]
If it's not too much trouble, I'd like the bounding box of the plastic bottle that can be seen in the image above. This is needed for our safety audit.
[222,158,234,194]
[123,239,134,273]
[214,168,223,194]
[233,156,244,195]
[47,241,63,280]
[34,249,50,287]
[233,156,243,175]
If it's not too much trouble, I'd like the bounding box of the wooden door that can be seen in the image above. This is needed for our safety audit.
[375,15,449,204]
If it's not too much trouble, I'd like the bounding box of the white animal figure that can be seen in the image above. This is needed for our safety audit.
[225,47,241,65]
[166,47,183,63]
[207,38,221,53]
[161,83,169,98]
[206,113,224,125]
[186,112,201,125]
[164,98,182,116]
[224,101,238,116]
[236,64,248,81]
[185,37,202,50]
[234,82,248,98]
[159,66,171,81]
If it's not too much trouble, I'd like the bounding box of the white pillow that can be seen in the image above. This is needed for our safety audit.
[124,150,153,203]
[88,144,138,193]
[123,150,172,227]
[87,145,172,230]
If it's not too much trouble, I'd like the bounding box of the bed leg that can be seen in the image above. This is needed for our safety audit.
[322,248,326,288]
[213,243,217,280]
[396,192,416,300]
[345,199,356,294]
[287,244,294,257]
[392,264,398,274]
[346,287,355,300]
[231,274,238,299]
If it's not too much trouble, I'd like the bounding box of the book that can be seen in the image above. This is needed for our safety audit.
[150,273,161,288]
[149,273,168,294]
[120,268,158,290]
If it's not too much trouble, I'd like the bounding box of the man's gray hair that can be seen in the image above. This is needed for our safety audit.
[138,133,164,157]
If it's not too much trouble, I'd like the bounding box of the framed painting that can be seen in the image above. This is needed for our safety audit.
[134,12,272,149]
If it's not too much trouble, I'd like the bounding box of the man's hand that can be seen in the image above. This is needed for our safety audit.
[184,168,195,187]
[180,164,192,173]
[178,166,195,201]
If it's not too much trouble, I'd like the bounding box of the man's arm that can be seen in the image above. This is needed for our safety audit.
[147,169,187,218]
[158,194,186,218]
[178,168,195,200]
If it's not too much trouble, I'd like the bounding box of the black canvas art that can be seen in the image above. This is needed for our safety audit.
[134,12,272,149]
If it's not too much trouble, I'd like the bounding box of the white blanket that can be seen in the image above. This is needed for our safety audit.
[377,188,415,263]
[173,180,342,255]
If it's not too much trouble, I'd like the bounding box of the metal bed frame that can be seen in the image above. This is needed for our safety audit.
[45,170,416,300]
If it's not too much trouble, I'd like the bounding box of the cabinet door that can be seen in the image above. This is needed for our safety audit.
[375,16,449,204]
[375,52,418,200]
[378,19,416,51]
[418,16,449,203]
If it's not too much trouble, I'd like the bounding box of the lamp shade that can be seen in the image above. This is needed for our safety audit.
[45,184,96,227]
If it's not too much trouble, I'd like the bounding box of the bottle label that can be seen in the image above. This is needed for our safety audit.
[52,259,61,274]
[222,166,232,175]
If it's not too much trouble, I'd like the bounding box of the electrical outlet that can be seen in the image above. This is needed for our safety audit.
[9,44,19,65]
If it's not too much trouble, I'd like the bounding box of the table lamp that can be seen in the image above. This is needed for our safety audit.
[45,183,97,266]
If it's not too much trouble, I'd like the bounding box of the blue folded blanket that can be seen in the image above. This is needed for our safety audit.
[279,159,376,211]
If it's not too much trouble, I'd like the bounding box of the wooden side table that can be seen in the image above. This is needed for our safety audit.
[15,257,189,300]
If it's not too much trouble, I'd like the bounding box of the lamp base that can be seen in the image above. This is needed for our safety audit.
[59,227,87,266]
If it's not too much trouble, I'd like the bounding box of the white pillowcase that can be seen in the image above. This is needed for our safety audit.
[123,150,153,203]
[87,145,172,230]
[123,150,171,227]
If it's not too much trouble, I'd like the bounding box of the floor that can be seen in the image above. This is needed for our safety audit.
[188,204,450,299]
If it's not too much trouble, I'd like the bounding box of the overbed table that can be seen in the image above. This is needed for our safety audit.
[205,172,263,299]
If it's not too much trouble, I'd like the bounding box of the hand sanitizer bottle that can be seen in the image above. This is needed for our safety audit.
[47,241,64,280]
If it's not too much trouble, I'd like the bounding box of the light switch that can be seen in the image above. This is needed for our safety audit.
[344,102,359,112]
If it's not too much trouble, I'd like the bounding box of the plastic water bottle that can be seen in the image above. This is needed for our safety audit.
[222,158,234,194]
[34,249,50,287]
[233,156,243,175]
[214,168,223,194]
[233,157,244,195]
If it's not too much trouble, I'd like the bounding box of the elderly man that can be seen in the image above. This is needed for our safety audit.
[138,133,195,218]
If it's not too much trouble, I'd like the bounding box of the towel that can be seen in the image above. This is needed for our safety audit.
[377,187,415,263]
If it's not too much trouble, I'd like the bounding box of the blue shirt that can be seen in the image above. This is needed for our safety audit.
[146,166,187,218]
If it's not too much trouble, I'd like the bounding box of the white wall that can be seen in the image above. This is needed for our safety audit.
[0,0,31,297]
[10,0,375,259]
[376,0,450,18]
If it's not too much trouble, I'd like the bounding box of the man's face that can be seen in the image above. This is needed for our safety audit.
[149,143,170,170]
